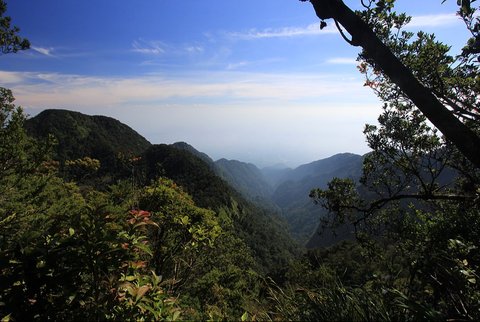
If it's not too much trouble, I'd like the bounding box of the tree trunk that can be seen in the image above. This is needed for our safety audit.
[307,0,480,169]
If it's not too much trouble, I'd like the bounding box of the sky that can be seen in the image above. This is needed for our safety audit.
[0,0,471,167]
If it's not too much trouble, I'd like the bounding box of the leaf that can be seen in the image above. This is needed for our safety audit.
[134,242,153,256]
[69,227,75,236]
[172,310,181,321]
[180,216,190,225]
[241,311,249,321]
[36,260,45,269]
[67,294,76,304]
[136,285,150,302]
[124,275,136,282]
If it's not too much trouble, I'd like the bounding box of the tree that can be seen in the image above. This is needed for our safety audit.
[301,0,480,169]
[307,2,480,319]
[0,0,29,54]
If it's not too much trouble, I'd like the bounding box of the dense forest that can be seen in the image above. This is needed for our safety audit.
[1,0,480,321]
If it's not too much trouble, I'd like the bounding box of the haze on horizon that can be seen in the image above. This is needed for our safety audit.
[0,0,470,168]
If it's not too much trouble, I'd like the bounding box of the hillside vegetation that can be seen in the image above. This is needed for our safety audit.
[2,0,480,320]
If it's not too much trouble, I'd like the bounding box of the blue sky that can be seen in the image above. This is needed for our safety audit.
[0,0,469,167]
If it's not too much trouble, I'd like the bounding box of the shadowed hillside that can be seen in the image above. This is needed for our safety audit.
[25,109,151,172]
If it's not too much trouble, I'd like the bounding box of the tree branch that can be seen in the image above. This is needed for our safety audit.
[304,0,480,169]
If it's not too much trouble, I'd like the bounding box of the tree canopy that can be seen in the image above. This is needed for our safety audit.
[302,0,480,169]
[0,0,29,55]
[304,1,480,319]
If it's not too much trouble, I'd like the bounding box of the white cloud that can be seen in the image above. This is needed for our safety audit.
[0,71,28,84]
[32,46,55,57]
[8,69,380,167]
[5,70,375,110]
[326,57,358,65]
[185,45,204,53]
[226,61,250,70]
[409,13,461,28]
[132,39,166,55]
[228,22,337,40]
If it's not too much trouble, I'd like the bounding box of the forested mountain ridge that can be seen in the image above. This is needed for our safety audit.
[3,0,480,319]
[168,140,365,246]
[271,153,364,208]
[171,141,214,165]
[141,143,298,272]
[270,153,364,244]
[25,109,297,275]
[215,158,274,202]
[25,109,151,174]
[277,153,363,185]
[24,109,369,250]
[26,109,151,157]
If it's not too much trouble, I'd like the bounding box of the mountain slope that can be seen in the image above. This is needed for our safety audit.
[26,109,297,275]
[279,153,363,184]
[271,153,364,244]
[170,143,277,208]
[171,141,214,165]
[215,158,273,201]
[140,144,298,273]
[25,109,151,169]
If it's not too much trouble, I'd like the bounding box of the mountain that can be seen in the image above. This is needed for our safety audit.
[278,153,362,184]
[215,158,273,202]
[261,164,292,188]
[25,109,297,274]
[263,153,364,245]
[25,109,151,170]
[165,147,365,247]
[170,143,277,207]
[141,144,298,272]
[204,152,365,246]
[25,109,362,250]
[272,153,364,208]
[171,141,214,165]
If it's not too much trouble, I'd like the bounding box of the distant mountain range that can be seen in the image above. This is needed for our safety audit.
[214,153,364,246]
[26,109,365,248]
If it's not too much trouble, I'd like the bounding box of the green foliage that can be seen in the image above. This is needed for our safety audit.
[140,144,298,275]
[138,178,222,279]
[0,88,48,183]
[110,209,182,321]
[296,2,480,320]
[0,0,29,54]
[359,1,479,123]
[0,7,299,321]
[180,233,262,320]
[25,109,151,182]
[64,156,101,182]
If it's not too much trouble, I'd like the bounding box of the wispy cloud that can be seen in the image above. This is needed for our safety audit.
[185,45,204,53]
[227,23,337,40]
[0,71,28,84]
[5,70,373,110]
[132,39,206,57]
[227,13,461,41]
[326,57,357,65]
[132,39,166,55]
[409,13,461,28]
[6,70,379,167]
[226,61,250,70]
[32,46,55,57]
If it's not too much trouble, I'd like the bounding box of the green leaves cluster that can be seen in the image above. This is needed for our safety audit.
[298,1,480,320]
[0,90,220,320]
[0,90,277,320]
[0,0,29,55]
